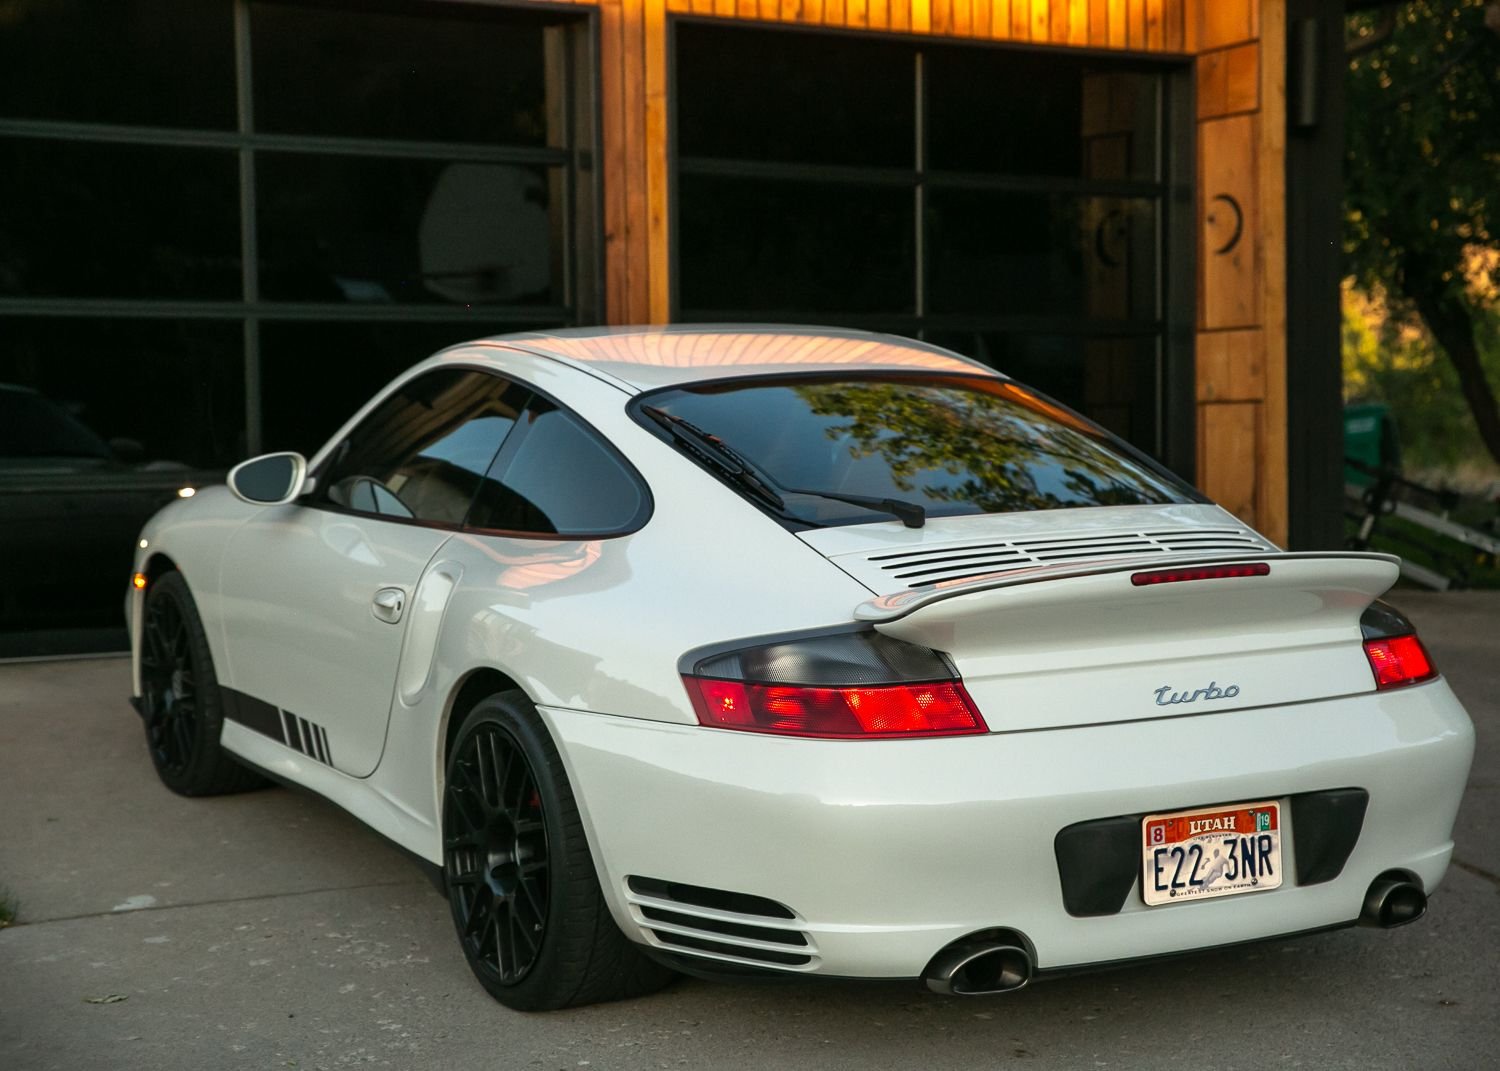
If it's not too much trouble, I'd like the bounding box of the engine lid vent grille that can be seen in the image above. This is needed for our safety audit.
[625,876,816,970]
[859,527,1275,590]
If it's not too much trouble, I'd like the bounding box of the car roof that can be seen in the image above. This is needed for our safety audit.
[457,324,1000,393]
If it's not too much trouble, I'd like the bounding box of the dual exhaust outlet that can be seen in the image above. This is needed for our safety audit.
[922,873,1426,997]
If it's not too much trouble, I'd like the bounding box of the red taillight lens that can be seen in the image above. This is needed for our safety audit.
[1131,562,1271,586]
[685,677,987,738]
[1363,635,1436,689]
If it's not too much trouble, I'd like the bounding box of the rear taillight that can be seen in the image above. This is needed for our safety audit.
[1359,601,1438,690]
[1363,636,1436,690]
[681,630,986,739]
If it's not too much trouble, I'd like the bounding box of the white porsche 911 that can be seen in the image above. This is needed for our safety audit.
[126,326,1474,1011]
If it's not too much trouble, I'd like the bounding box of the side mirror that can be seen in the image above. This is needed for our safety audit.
[227,452,308,505]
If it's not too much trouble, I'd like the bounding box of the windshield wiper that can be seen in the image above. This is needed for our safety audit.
[640,406,925,529]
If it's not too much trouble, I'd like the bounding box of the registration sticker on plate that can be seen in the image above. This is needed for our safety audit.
[1141,801,1282,906]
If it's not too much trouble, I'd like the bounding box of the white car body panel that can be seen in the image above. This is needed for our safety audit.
[124,326,1476,987]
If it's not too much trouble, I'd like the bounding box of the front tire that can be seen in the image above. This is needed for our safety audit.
[442,692,674,1010]
[138,571,263,796]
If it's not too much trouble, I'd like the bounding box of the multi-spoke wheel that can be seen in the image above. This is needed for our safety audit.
[138,571,263,796]
[442,692,674,1010]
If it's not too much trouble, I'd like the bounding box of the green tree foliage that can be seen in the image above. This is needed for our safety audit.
[1345,0,1500,463]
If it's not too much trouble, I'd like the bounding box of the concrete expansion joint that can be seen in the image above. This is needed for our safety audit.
[0,878,428,930]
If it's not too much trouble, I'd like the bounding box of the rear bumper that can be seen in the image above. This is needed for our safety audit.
[542,679,1473,979]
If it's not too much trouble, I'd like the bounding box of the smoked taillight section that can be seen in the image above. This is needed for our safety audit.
[681,630,986,738]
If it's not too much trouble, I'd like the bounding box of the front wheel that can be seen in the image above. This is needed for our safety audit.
[442,692,674,1010]
[138,571,263,796]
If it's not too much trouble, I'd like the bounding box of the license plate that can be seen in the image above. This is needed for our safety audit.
[1141,801,1282,906]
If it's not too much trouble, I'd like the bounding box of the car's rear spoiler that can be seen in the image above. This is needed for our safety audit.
[852,550,1402,623]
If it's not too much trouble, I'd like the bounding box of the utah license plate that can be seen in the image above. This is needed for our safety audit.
[1141,800,1282,906]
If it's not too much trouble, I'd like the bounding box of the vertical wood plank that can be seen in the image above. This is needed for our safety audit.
[1226,43,1260,113]
[1198,0,1256,50]
[849,0,869,27]
[781,0,803,22]
[955,0,974,37]
[975,0,992,39]
[689,0,712,14]
[891,0,911,31]
[1197,402,1260,524]
[1127,0,1146,49]
[1088,0,1108,46]
[1107,0,1125,47]
[598,0,628,322]
[931,0,951,34]
[1032,0,1050,42]
[1199,113,1258,329]
[738,0,757,21]
[1196,328,1266,401]
[912,0,931,33]
[620,0,647,323]
[1257,0,1289,546]
[1146,0,1164,50]
[989,0,1010,38]
[1165,0,1184,50]
[1068,0,1088,43]
[644,0,669,323]
[713,0,735,16]
[1051,0,1070,42]
[1196,47,1228,118]
[801,0,824,21]
[1011,0,1030,41]
[826,0,846,26]
[869,0,890,30]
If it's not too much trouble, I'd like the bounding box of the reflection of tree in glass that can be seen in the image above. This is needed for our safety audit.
[792,380,1175,514]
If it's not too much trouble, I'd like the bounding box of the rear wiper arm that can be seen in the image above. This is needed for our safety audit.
[640,406,787,513]
[782,487,926,529]
[641,406,924,529]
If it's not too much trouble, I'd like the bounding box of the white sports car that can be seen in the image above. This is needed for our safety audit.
[126,326,1474,1011]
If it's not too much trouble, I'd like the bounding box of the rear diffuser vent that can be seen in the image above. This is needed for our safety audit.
[865,527,1275,589]
[625,876,815,969]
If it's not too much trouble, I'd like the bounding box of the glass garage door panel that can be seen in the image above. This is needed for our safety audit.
[677,176,915,316]
[250,2,553,146]
[926,192,1159,322]
[0,318,243,653]
[0,1,234,129]
[675,23,913,168]
[0,139,240,301]
[257,321,550,459]
[256,154,566,308]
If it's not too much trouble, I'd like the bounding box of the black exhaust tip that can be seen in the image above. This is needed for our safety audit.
[923,929,1036,996]
[1360,872,1427,929]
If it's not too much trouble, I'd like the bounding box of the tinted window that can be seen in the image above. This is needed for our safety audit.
[638,375,1193,526]
[468,398,647,536]
[318,369,528,525]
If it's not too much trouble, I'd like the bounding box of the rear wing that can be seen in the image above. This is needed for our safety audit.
[853,550,1402,623]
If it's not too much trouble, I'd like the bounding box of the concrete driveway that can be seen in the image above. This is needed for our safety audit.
[1,592,1496,1071]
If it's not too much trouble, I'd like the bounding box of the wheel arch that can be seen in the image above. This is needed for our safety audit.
[441,665,530,771]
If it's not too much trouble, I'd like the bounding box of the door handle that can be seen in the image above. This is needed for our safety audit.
[371,586,406,624]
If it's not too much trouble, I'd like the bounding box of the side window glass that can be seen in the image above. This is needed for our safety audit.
[467,397,648,536]
[318,368,529,525]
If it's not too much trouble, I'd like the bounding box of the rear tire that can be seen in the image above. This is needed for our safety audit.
[138,571,264,796]
[442,691,675,1010]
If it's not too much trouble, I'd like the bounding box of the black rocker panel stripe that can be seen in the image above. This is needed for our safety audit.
[222,687,334,768]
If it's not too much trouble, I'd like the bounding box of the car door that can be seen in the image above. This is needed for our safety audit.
[217,367,530,777]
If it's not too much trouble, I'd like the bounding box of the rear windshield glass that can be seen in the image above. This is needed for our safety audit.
[636,374,1197,526]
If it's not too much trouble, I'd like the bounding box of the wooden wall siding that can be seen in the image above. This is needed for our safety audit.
[1193,0,1286,542]
[656,0,1189,48]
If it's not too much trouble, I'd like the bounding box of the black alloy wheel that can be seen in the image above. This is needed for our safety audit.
[140,581,197,778]
[444,721,551,985]
[442,693,674,1010]
[137,571,263,796]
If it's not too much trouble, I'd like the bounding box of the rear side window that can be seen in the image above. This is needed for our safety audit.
[634,373,1198,526]
[317,368,528,525]
[467,396,649,536]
